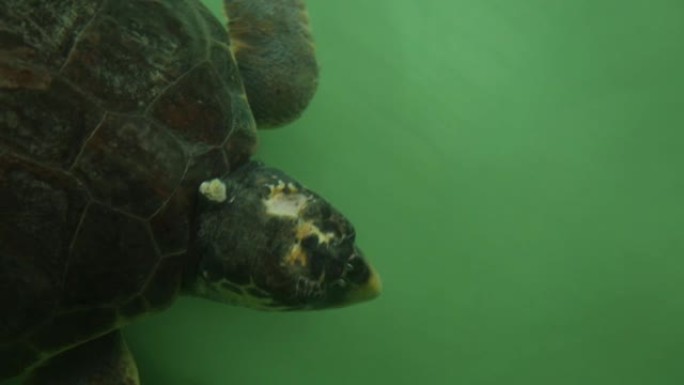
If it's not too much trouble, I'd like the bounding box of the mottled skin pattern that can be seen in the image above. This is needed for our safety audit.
[0,0,380,384]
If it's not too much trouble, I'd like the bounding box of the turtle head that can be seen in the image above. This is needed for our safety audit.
[188,161,381,310]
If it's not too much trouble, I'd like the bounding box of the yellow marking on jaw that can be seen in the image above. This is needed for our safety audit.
[284,243,308,267]
[296,220,336,244]
[283,221,336,268]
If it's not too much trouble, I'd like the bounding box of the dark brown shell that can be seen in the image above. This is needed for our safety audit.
[0,0,256,377]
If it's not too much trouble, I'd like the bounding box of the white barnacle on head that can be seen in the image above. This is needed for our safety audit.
[199,178,227,203]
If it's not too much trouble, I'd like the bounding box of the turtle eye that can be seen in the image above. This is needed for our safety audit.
[300,234,319,250]
[320,219,339,235]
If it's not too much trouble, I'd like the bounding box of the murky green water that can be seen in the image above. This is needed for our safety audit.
[4,0,684,384]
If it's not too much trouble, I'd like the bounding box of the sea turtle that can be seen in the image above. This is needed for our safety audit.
[0,0,381,383]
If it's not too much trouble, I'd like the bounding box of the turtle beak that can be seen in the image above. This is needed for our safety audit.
[314,247,382,310]
[344,262,382,304]
[340,247,382,305]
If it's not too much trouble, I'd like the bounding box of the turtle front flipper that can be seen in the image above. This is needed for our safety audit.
[24,331,139,385]
[224,0,319,128]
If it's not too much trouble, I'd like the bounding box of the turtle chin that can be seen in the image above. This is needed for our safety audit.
[189,161,381,310]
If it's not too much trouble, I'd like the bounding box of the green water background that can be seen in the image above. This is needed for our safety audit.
[6,0,684,384]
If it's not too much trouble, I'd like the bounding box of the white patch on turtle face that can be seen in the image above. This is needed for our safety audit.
[263,180,309,218]
[264,193,309,218]
[199,178,227,203]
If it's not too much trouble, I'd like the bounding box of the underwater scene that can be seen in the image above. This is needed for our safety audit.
[1,0,683,384]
